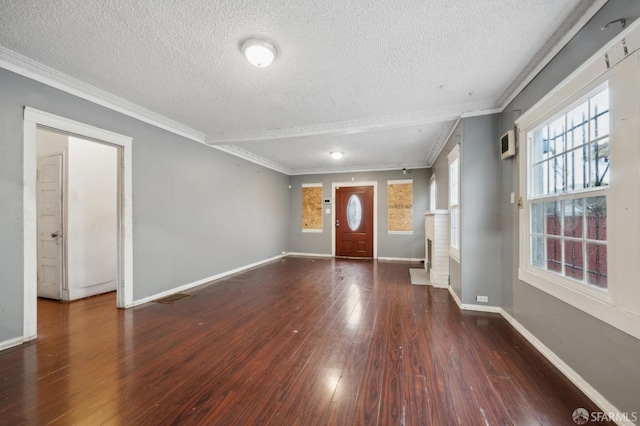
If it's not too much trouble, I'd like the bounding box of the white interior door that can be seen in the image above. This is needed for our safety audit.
[37,154,63,300]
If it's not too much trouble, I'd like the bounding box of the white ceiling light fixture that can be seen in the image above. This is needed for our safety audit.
[330,151,343,159]
[242,38,277,68]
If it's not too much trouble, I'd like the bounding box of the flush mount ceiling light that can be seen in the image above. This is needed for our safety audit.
[330,151,343,159]
[241,38,277,68]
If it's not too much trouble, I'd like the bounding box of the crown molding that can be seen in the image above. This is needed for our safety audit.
[288,162,429,176]
[212,145,291,174]
[496,0,607,109]
[206,100,496,144]
[424,120,458,167]
[213,144,432,176]
[0,46,206,144]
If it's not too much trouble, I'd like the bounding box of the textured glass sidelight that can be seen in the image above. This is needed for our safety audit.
[347,194,362,231]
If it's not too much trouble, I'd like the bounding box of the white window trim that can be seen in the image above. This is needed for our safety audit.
[429,174,436,211]
[448,144,460,261]
[516,23,640,340]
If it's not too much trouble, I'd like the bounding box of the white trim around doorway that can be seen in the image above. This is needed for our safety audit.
[331,181,378,259]
[23,107,134,342]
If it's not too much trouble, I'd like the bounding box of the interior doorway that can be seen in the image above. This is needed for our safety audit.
[23,108,134,342]
[331,181,377,258]
[36,128,119,301]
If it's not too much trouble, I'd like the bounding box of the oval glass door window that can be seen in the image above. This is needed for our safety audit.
[347,194,362,230]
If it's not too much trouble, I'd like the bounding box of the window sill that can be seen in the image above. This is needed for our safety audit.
[518,266,640,341]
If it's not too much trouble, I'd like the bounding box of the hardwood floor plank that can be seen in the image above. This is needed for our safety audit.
[0,258,614,425]
[322,340,371,425]
[352,337,387,425]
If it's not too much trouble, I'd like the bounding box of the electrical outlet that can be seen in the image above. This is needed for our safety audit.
[476,295,488,303]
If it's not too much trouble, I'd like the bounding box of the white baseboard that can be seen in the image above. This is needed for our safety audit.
[285,252,333,258]
[498,309,630,426]
[461,303,501,313]
[377,257,423,262]
[446,287,501,313]
[446,287,629,426]
[285,254,423,263]
[68,281,117,301]
[448,286,463,308]
[431,280,449,289]
[0,336,27,352]
[132,254,285,307]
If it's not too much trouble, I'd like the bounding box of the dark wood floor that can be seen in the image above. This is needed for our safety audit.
[0,257,610,425]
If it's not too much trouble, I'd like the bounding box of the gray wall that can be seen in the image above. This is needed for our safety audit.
[498,0,640,416]
[430,121,461,211]
[0,68,289,343]
[460,115,501,305]
[433,116,501,305]
[289,168,430,259]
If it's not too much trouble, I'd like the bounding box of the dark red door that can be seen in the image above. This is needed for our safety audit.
[335,186,374,258]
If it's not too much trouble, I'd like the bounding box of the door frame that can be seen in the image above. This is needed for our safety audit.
[23,107,134,341]
[331,181,377,258]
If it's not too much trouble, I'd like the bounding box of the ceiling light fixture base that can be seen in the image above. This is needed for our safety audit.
[241,38,277,68]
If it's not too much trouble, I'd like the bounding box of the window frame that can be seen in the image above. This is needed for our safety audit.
[516,45,640,340]
[429,174,436,211]
[448,144,461,261]
[525,84,611,302]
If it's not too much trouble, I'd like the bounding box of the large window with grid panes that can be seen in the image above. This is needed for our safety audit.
[517,43,640,340]
[528,86,609,290]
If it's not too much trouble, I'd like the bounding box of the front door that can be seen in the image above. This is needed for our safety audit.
[335,186,374,257]
[37,155,63,300]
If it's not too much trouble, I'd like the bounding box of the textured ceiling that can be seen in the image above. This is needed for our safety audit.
[0,0,596,174]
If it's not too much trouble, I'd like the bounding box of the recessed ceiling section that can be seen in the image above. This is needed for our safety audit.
[222,120,455,175]
[0,0,596,174]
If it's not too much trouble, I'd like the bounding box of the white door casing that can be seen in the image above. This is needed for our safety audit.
[23,107,134,342]
[36,154,63,300]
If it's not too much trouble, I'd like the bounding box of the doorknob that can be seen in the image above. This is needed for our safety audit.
[51,232,61,238]
[336,219,340,227]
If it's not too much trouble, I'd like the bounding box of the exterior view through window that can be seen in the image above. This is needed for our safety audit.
[528,86,609,289]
